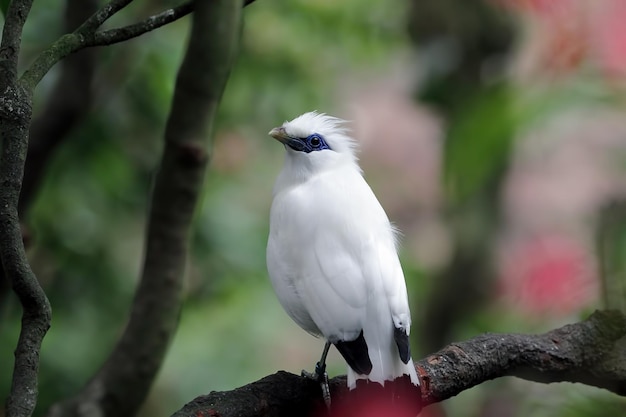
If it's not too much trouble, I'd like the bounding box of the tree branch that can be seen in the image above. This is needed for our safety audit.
[170,311,626,417]
[0,2,52,417]
[418,310,626,402]
[44,0,242,416]
[89,0,257,47]
[0,0,35,75]
[74,0,135,35]
[89,2,193,47]
[20,1,257,90]
[0,87,52,417]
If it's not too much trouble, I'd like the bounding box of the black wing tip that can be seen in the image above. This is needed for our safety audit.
[393,326,411,364]
[334,330,373,375]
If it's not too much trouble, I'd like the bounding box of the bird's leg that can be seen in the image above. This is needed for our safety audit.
[302,341,332,408]
[316,341,331,407]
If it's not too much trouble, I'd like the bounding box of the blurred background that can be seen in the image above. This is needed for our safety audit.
[2,0,626,416]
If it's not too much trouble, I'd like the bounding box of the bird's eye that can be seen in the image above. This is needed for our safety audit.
[309,135,321,147]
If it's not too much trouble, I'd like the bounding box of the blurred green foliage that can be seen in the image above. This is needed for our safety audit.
[444,85,514,202]
[0,0,8,17]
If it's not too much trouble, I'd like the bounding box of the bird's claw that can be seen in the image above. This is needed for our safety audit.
[301,362,331,408]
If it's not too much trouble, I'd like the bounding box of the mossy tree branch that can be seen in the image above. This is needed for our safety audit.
[19,0,257,90]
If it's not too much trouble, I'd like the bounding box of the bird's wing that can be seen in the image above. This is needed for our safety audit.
[297,226,368,342]
[297,170,412,338]
[361,235,413,365]
[372,239,413,333]
[301,200,413,375]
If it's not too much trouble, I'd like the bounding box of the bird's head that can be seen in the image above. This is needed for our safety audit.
[269,112,358,174]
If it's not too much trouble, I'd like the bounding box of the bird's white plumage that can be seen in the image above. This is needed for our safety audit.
[266,111,418,388]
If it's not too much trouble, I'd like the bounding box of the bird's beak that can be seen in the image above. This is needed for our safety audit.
[269,126,306,151]
[269,126,289,144]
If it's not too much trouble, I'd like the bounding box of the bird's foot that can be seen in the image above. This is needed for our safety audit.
[301,362,331,408]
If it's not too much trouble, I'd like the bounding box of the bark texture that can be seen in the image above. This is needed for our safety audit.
[0,1,52,416]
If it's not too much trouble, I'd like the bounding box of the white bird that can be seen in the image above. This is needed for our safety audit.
[266,111,419,395]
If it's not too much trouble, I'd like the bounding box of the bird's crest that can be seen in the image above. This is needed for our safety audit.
[282,111,358,159]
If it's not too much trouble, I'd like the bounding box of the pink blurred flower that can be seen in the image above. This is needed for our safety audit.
[590,0,626,78]
[497,234,598,315]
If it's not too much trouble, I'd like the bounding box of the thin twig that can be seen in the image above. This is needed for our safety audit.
[89,0,260,47]
[90,2,193,47]
[75,0,135,35]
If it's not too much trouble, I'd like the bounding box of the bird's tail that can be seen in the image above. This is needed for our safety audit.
[346,356,418,389]
[337,301,419,389]
[344,322,419,389]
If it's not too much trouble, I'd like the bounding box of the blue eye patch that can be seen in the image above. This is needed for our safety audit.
[285,134,331,153]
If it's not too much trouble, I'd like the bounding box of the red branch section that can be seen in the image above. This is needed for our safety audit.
[170,311,626,417]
